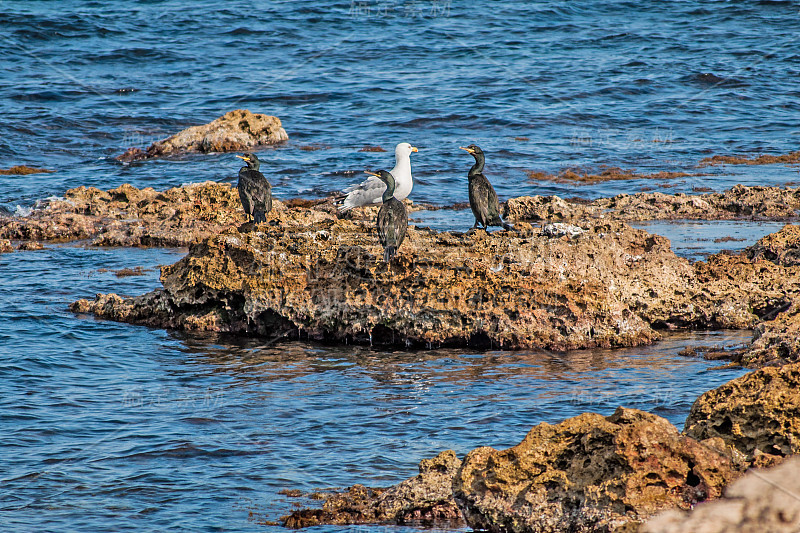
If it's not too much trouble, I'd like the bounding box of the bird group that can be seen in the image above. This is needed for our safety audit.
[234,142,513,262]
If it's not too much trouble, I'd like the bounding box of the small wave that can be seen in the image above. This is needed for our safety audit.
[14,205,33,217]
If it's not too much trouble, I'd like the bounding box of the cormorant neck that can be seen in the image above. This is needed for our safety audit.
[382,181,396,203]
[468,153,485,177]
[249,161,260,171]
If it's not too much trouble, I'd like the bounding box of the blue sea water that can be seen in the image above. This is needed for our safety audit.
[1,1,796,531]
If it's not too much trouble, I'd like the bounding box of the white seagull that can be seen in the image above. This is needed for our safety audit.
[337,142,418,211]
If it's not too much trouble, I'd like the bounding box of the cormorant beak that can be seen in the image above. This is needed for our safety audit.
[236,155,249,161]
[411,147,418,152]
[459,146,474,154]
[364,171,381,177]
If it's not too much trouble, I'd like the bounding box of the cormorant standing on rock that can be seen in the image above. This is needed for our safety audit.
[459,144,514,232]
[368,170,408,262]
[337,143,418,211]
[236,152,272,223]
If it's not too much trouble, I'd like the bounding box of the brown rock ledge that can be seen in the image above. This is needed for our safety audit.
[506,184,800,222]
[282,450,463,528]
[3,181,800,351]
[116,109,288,161]
[453,407,738,533]
[281,360,800,531]
[684,362,800,465]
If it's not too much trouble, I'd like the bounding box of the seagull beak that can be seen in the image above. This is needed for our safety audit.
[364,171,380,177]
[411,147,418,152]
[236,155,249,161]
[459,146,474,153]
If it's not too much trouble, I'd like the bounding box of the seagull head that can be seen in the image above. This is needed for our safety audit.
[395,142,418,159]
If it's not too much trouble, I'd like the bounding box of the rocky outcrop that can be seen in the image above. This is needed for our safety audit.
[282,450,463,528]
[0,181,251,247]
[642,457,800,533]
[281,364,800,531]
[116,109,288,161]
[72,215,680,349]
[60,186,800,350]
[506,185,800,222]
[684,363,800,465]
[3,181,797,351]
[452,407,738,533]
[0,165,54,175]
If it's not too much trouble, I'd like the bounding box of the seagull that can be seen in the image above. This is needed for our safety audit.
[337,142,417,211]
[368,170,408,262]
[236,152,272,223]
[459,145,513,232]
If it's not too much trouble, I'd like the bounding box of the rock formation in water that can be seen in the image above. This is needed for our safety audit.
[284,359,800,530]
[282,450,463,528]
[2,182,800,355]
[116,109,288,161]
[452,407,737,533]
[684,362,800,466]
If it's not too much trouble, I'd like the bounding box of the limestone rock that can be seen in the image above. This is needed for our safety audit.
[116,109,288,161]
[452,407,738,533]
[747,223,800,266]
[72,215,682,350]
[684,363,800,462]
[642,457,800,533]
[282,450,463,528]
[0,181,253,247]
[507,186,800,222]
[0,239,12,252]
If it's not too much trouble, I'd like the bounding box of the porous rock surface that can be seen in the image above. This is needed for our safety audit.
[116,109,288,161]
[506,185,800,222]
[282,450,463,528]
[642,457,800,533]
[452,407,738,533]
[684,362,800,464]
[4,182,800,351]
[56,185,800,350]
[0,181,251,247]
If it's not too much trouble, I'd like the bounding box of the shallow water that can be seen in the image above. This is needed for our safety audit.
[0,1,792,531]
[0,243,751,532]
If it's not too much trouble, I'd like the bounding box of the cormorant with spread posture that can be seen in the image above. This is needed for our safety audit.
[337,143,418,211]
[236,152,272,223]
[459,144,514,232]
[367,170,408,262]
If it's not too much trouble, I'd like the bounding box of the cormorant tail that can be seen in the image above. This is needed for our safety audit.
[253,210,267,224]
[384,246,396,262]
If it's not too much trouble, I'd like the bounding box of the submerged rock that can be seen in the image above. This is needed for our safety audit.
[282,450,463,528]
[452,407,738,533]
[684,362,800,465]
[116,109,288,161]
[642,457,800,533]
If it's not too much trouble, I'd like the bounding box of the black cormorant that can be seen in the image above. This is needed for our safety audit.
[367,170,408,262]
[236,152,272,223]
[459,144,513,232]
